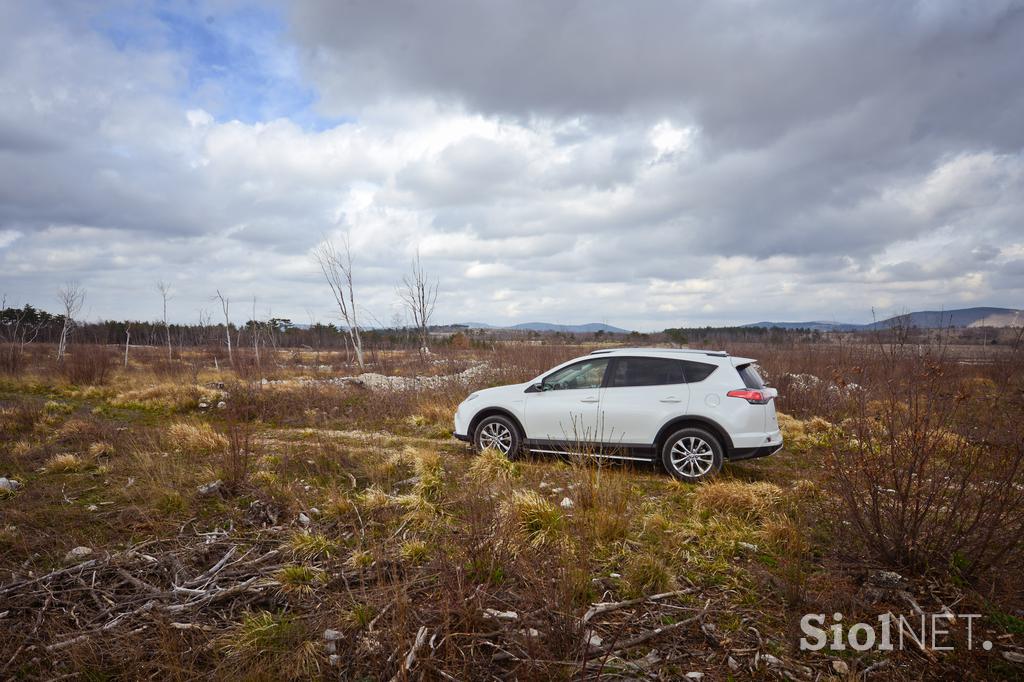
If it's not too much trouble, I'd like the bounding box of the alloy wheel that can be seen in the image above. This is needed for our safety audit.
[479,422,513,454]
[669,436,715,478]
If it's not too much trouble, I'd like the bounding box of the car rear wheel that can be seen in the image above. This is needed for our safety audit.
[661,427,723,482]
[473,415,522,460]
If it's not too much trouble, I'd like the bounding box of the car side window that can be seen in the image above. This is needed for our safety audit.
[681,360,717,383]
[543,358,610,390]
[607,357,686,387]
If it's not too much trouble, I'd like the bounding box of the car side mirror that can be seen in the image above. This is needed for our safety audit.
[525,382,549,393]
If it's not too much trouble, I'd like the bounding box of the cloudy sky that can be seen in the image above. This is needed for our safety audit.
[1,1,1023,330]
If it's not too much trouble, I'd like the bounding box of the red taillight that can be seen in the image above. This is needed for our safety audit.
[727,389,768,404]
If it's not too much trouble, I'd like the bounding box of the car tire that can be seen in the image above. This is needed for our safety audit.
[661,427,723,482]
[473,415,523,460]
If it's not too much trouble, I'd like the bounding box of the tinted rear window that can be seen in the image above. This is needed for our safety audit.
[681,361,717,383]
[607,357,717,387]
[608,357,685,387]
[736,363,765,389]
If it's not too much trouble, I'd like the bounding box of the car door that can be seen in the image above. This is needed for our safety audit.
[597,357,691,448]
[523,357,610,447]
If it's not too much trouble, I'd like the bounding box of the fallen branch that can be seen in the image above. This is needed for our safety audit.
[0,559,102,596]
[582,588,693,623]
[390,625,429,682]
[596,603,708,657]
[184,545,237,588]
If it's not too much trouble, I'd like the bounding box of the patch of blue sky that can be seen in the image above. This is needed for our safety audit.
[92,1,352,131]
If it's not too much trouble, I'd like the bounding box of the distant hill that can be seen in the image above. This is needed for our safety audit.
[865,307,1023,330]
[454,321,631,334]
[511,322,631,334]
[745,307,1023,331]
[743,320,862,332]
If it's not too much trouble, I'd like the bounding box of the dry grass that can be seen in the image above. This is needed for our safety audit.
[43,452,85,473]
[1,340,1021,680]
[503,489,565,547]
[467,446,521,483]
[166,420,229,453]
[693,479,783,521]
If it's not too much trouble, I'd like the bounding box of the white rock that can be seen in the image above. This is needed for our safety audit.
[587,632,603,648]
[869,569,905,587]
[686,673,704,680]
[309,507,321,516]
[832,660,850,674]
[551,487,564,494]
[0,477,21,492]
[198,402,209,409]
[298,513,311,527]
[519,628,541,638]
[560,497,574,509]
[727,656,739,671]
[217,401,226,409]
[197,480,222,496]
[482,608,518,621]
[762,654,782,667]
[738,541,759,553]
[65,546,92,561]
[328,654,341,666]
[86,504,98,512]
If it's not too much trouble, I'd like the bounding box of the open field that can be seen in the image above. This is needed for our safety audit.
[2,339,1023,680]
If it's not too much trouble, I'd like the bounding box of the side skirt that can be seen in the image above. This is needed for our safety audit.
[522,439,656,463]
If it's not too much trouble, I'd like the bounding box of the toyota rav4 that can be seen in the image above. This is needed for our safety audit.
[453,348,782,482]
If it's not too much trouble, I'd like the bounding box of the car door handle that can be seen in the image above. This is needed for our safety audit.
[580,397,600,403]
[659,396,682,403]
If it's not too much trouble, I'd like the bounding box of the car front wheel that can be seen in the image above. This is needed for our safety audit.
[661,427,723,482]
[473,415,522,460]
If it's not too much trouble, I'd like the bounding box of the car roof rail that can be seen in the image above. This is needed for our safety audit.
[590,347,729,357]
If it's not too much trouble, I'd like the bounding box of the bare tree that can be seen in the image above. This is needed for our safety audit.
[251,295,261,371]
[215,290,233,367]
[56,282,85,361]
[398,248,439,354]
[313,236,364,370]
[197,308,212,346]
[156,280,173,360]
[124,323,131,368]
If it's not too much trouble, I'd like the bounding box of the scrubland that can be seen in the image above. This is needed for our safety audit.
[1,337,1023,680]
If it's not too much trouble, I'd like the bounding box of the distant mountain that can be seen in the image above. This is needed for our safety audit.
[865,307,1023,330]
[511,322,631,334]
[743,320,862,332]
[453,321,631,334]
[745,307,1023,331]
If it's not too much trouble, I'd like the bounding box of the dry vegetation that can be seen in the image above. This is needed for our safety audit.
[1,337,1023,680]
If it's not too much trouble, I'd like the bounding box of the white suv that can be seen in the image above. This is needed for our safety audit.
[453,348,782,481]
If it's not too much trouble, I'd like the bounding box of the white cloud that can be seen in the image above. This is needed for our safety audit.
[0,2,1022,329]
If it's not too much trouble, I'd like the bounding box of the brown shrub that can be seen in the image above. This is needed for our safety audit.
[60,345,116,385]
[825,346,1024,579]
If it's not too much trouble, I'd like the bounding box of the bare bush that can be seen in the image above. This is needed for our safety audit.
[825,345,1024,579]
[60,345,116,385]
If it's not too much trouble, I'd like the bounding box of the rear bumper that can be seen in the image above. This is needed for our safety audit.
[727,442,783,461]
[453,431,470,443]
